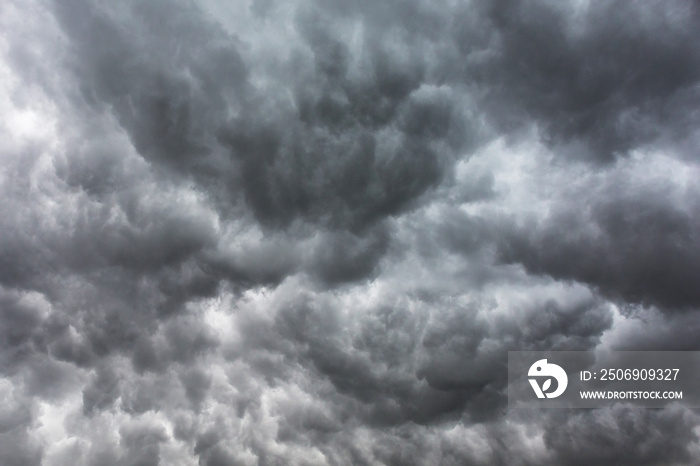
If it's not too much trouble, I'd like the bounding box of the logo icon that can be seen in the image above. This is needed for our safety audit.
[528,359,568,399]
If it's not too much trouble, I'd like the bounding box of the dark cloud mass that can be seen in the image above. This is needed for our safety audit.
[1,0,700,464]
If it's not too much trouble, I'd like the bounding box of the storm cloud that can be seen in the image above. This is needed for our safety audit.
[1,0,700,464]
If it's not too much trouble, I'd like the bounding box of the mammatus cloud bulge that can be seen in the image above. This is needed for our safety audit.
[1,0,700,464]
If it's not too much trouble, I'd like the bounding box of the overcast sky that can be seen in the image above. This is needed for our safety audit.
[2,0,700,465]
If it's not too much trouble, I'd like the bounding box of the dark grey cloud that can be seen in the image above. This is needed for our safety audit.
[544,405,700,466]
[499,175,700,311]
[1,0,700,464]
[227,283,612,434]
[469,0,700,162]
[51,0,466,235]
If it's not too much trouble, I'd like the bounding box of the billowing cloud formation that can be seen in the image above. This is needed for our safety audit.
[1,0,700,464]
